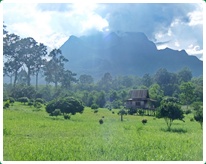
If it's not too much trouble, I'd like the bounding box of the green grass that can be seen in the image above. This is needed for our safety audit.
[3,102,203,161]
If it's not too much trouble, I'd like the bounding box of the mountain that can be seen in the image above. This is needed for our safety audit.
[59,31,202,79]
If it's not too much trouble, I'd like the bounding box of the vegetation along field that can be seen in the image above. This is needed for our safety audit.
[3,102,202,161]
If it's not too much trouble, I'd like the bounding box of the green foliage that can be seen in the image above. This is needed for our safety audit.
[99,119,104,124]
[33,102,42,111]
[4,100,10,109]
[46,97,84,116]
[142,119,147,124]
[180,82,194,108]
[18,97,29,104]
[50,109,62,117]
[194,107,203,128]
[91,104,99,109]
[35,98,45,104]
[138,109,145,116]
[128,108,137,115]
[157,101,184,130]
[63,114,71,120]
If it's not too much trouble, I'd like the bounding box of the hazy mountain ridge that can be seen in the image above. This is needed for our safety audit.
[60,31,202,79]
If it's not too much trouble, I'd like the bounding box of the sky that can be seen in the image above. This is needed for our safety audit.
[2,2,204,60]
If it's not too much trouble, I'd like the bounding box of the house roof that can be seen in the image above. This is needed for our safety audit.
[130,89,149,99]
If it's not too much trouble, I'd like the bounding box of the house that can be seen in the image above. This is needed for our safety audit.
[125,89,155,110]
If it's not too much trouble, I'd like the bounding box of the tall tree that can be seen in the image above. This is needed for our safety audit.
[177,67,192,84]
[3,33,22,87]
[60,70,77,89]
[33,43,47,90]
[179,82,194,109]
[18,37,38,86]
[44,49,68,89]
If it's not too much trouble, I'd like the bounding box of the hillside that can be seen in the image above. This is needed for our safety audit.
[60,31,202,79]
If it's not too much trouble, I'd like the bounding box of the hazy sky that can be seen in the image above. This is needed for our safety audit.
[3,2,204,60]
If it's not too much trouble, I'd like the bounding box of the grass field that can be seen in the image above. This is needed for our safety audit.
[3,102,203,161]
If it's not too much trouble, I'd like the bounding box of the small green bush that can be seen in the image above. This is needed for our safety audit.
[64,114,71,120]
[35,98,45,104]
[99,119,104,124]
[18,97,29,104]
[4,100,10,109]
[94,109,98,113]
[91,104,99,109]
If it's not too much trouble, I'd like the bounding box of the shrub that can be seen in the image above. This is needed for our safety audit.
[190,118,194,122]
[185,109,192,115]
[50,109,62,117]
[91,104,99,109]
[142,119,147,124]
[99,119,103,124]
[4,100,10,109]
[9,97,15,104]
[112,111,115,114]
[18,97,29,104]
[128,108,137,115]
[35,98,45,104]
[28,101,33,107]
[138,109,145,116]
[94,109,98,113]
[33,102,42,111]
[64,114,71,120]
[46,97,84,117]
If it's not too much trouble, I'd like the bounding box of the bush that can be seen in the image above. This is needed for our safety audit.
[138,109,145,116]
[4,100,10,109]
[128,108,137,115]
[46,97,84,116]
[64,114,71,120]
[35,98,45,104]
[91,104,99,109]
[50,109,62,117]
[28,101,33,107]
[185,109,192,115]
[94,109,98,113]
[34,102,42,111]
[9,97,15,104]
[99,119,104,124]
[18,97,29,104]
[190,118,194,122]
[142,119,147,124]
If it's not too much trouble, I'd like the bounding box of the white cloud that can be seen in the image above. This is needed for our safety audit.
[3,3,109,50]
[188,9,203,26]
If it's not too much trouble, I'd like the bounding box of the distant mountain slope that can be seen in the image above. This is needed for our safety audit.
[60,31,202,79]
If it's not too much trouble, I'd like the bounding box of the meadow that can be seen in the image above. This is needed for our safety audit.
[3,102,203,161]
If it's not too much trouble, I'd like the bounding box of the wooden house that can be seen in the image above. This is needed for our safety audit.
[125,89,155,109]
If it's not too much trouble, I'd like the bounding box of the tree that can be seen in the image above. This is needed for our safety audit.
[157,101,184,131]
[46,97,84,117]
[149,83,164,107]
[3,33,22,87]
[18,37,40,86]
[33,43,47,90]
[79,74,94,85]
[98,72,112,91]
[177,67,192,83]
[44,49,68,89]
[142,73,153,87]
[180,82,194,109]
[60,70,77,89]
[194,107,203,129]
[118,108,127,121]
